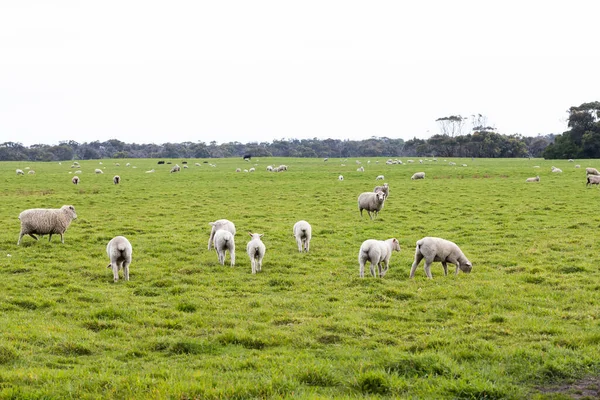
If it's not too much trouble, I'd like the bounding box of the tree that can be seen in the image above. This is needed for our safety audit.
[436,115,467,137]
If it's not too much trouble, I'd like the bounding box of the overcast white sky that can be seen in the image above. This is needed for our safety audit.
[1,1,599,146]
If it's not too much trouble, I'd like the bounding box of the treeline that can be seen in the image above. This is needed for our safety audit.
[542,102,600,159]
[0,133,555,162]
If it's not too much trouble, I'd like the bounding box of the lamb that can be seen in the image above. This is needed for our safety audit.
[586,167,600,176]
[16,169,24,175]
[373,183,389,200]
[525,176,540,182]
[293,220,312,253]
[358,238,401,278]
[17,205,77,245]
[409,237,472,279]
[106,236,132,282]
[95,168,103,174]
[213,229,235,266]
[338,175,344,181]
[72,176,80,185]
[170,164,181,173]
[246,232,266,274]
[411,172,425,180]
[113,175,120,184]
[375,175,384,180]
[358,191,385,220]
[586,174,600,187]
[208,219,236,250]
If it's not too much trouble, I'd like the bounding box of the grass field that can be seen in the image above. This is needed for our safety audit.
[0,157,599,399]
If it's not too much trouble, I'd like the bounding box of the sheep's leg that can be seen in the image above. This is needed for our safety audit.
[251,259,256,274]
[257,257,262,272]
[381,261,389,277]
[112,263,119,282]
[409,254,423,278]
[297,238,302,252]
[424,260,434,279]
[230,250,235,267]
[377,262,383,277]
[27,233,39,242]
[369,262,376,277]
[442,262,448,276]
[123,261,130,281]
[207,232,214,250]
[305,239,310,253]
[59,233,64,244]
[368,211,374,220]
[17,233,25,245]
[218,252,224,265]
[359,261,365,278]
[48,233,53,242]
[454,264,460,275]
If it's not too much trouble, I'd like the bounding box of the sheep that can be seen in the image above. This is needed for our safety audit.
[586,167,600,176]
[16,169,24,175]
[106,236,132,282]
[293,220,312,253]
[525,176,540,182]
[249,167,255,172]
[409,237,472,279]
[338,175,344,181]
[99,162,103,165]
[568,159,574,162]
[551,167,562,173]
[236,168,241,172]
[266,165,273,171]
[449,162,456,166]
[195,163,201,167]
[208,219,236,250]
[75,170,82,174]
[358,238,401,278]
[357,166,364,172]
[411,172,425,180]
[126,163,131,167]
[145,169,155,173]
[247,232,266,274]
[407,160,414,163]
[358,191,385,220]
[72,176,80,185]
[183,164,189,169]
[113,175,120,184]
[115,163,120,166]
[586,174,600,187]
[95,168,104,174]
[244,169,249,173]
[461,164,468,167]
[170,164,181,173]
[373,183,389,200]
[213,229,235,266]
[28,170,35,175]
[17,205,77,245]
[575,165,581,168]
[375,175,384,180]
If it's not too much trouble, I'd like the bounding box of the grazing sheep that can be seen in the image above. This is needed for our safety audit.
[338,175,344,181]
[99,162,103,165]
[95,168,103,174]
[244,169,249,173]
[106,236,132,282]
[170,164,181,173]
[16,169,24,175]
[214,229,235,266]
[525,176,540,182]
[461,164,468,167]
[533,166,540,168]
[373,183,389,200]
[183,164,189,169]
[568,159,574,162]
[247,232,266,274]
[575,165,581,168]
[358,238,401,278]
[28,170,35,175]
[358,191,386,220]
[17,205,77,245]
[113,175,120,184]
[266,165,273,171]
[115,163,120,166]
[249,167,255,173]
[587,175,600,187]
[293,220,312,253]
[409,237,472,279]
[72,176,80,185]
[236,168,241,172]
[375,175,384,180]
[208,219,236,250]
[411,172,425,180]
[357,166,364,172]
[551,167,562,173]
[407,160,414,163]
[195,163,201,167]
[323,158,328,162]
[449,162,456,166]
[126,163,131,167]
[586,167,600,176]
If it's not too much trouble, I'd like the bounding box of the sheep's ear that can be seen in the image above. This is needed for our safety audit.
[259,234,264,238]
[208,222,214,226]
[248,231,253,237]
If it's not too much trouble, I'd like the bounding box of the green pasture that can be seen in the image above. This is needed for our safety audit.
[0,157,599,399]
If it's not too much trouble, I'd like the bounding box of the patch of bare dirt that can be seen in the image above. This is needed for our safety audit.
[537,376,600,399]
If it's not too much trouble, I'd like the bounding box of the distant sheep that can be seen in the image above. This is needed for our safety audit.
[28,170,35,175]
[525,176,540,182]
[575,165,581,168]
[208,219,236,250]
[338,175,344,181]
[293,220,312,253]
[449,162,456,166]
[409,237,472,279]
[106,236,132,282]
[170,164,181,173]
[586,167,599,176]
[551,166,562,173]
[145,169,155,173]
[373,183,389,200]
[411,172,425,180]
[375,175,384,180]
[587,175,600,187]
[113,175,120,184]
[236,168,241,172]
[358,238,401,278]
[214,229,235,266]
[195,163,201,167]
[266,165,273,171]
[249,167,255,173]
[183,164,189,169]
[247,232,266,274]
[72,176,80,185]
[17,205,77,245]
[358,191,386,220]
[16,169,24,175]
[95,169,103,174]
[357,166,364,172]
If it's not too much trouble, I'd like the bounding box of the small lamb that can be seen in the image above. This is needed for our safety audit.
[170,164,181,173]
[293,220,312,253]
[358,238,401,278]
[526,176,540,182]
[358,191,386,220]
[246,232,266,274]
[17,205,77,245]
[214,229,235,266]
[409,237,472,279]
[208,219,236,250]
[28,170,35,175]
[106,236,132,282]
[411,172,425,180]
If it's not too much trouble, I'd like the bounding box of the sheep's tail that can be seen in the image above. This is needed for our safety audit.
[117,242,127,252]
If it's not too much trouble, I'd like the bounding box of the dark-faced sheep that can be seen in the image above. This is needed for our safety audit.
[358,238,401,278]
[106,236,132,282]
[17,205,77,245]
[409,237,472,279]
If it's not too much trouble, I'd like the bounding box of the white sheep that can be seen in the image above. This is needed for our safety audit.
[358,191,386,220]
[106,236,132,282]
[373,183,389,200]
[246,232,266,274]
[409,237,472,279]
[525,176,540,182]
[113,175,120,184]
[236,168,241,172]
[170,164,181,173]
[249,167,255,172]
[358,238,401,278]
[145,169,155,173]
[95,168,104,174]
[575,165,581,168]
[411,172,425,180]
[357,166,364,172]
[214,229,235,266]
[449,162,456,166]
[461,164,468,167]
[28,170,35,175]
[586,175,600,187]
[16,169,24,175]
[183,164,189,169]
[126,163,131,167]
[586,167,600,176]
[293,220,312,253]
[375,175,384,180]
[72,176,80,185]
[208,219,236,250]
[266,165,273,171]
[407,160,414,163]
[195,163,201,167]
[75,170,82,174]
[17,205,77,245]
[338,175,344,181]
[551,166,562,173]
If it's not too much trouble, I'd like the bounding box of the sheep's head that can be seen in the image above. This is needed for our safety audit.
[391,238,401,252]
[62,205,77,219]
[459,259,472,273]
[375,191,385,202]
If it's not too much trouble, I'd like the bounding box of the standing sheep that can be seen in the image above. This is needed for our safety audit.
[586,175,600,187]
[17,205,77,245]
[411,172,425,180]
[214,229,235,266]
[208,219,236,250]
[586,167,600,176]
[247,232,266,274]
[95,168,104,174]
[170,164,181,173]
[409,237,472,279]
[28,170,35,175]
[525,176,540,182]
[293,220,312,253]
[113,175,120,184]
[358,191,386,220]
[106,236,132,282]
[338,175,344,181]
[72,176,80,185]
[358,238,401,278]
[373,183,389,200]
[16,169,24,175]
